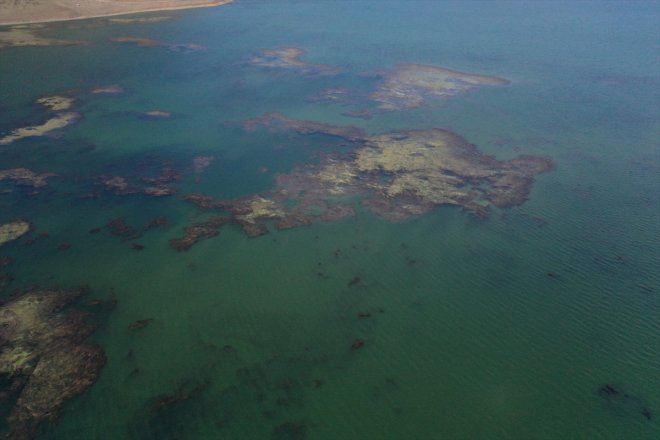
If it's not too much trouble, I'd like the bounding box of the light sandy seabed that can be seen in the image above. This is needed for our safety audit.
[0,0,232,26]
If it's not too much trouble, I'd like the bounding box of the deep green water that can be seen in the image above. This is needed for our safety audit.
[1,1,659,439]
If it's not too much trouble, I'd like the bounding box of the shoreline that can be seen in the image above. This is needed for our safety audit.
[0,0,232,27]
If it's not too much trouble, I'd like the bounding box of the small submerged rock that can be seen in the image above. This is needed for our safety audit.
[0,112,80,146]
[348,276,361,287]
[597,383,653,421]
[351,339,365,350]
[111,36,204,53]
[101,216,167,242]
[128,318,153,330]
[151,381,209,413]
[271,421,306,440]
[90,84,125,95]
[140,110,172,120]
[36,95,74,111]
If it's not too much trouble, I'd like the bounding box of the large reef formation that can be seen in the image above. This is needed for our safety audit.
[182,114,553,237]
[248,47,342,77]
[0,288,107,439]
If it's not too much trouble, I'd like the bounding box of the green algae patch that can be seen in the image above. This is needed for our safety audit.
[0,221,31,247]
[0,289,107,440]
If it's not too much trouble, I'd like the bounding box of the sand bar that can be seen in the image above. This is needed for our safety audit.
[0,0,232,26]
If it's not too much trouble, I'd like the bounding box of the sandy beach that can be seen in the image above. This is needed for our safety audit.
[0,0,232,26]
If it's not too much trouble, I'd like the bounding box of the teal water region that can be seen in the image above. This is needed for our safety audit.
[0,1,659,439]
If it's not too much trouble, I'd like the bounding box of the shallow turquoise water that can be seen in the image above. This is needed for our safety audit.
[1,1,659,439]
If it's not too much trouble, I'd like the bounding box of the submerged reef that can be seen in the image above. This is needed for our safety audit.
[0,112,80,145]
[355,129,553,215]
[97,157,181,198]
[0,288,107,439]
[184,114,552,236]
[139,110,173,119]
[0,168,57,188]
[192,155,215,173]
[90,84,126,95]
[0,221,31,247]
[169,216,228,251]
[35,95,74,111]
[253,48,508,116]
[0,93,81,145]
[102,216,166,242]
[106,16,175,25]
[110,36,204,52]
[242,112,366,142]
[369,64,508,112]
[309,62,509,117]
[248,47,342,77]
[0,25,85,49]
[598,383,653,421]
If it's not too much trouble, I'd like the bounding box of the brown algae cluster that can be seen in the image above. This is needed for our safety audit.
[183,114,553,238]
[248,47,342,77]
[0,289,106,440]
[0,221,31,247]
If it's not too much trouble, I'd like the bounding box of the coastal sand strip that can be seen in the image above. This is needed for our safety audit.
[0,0,232,26]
